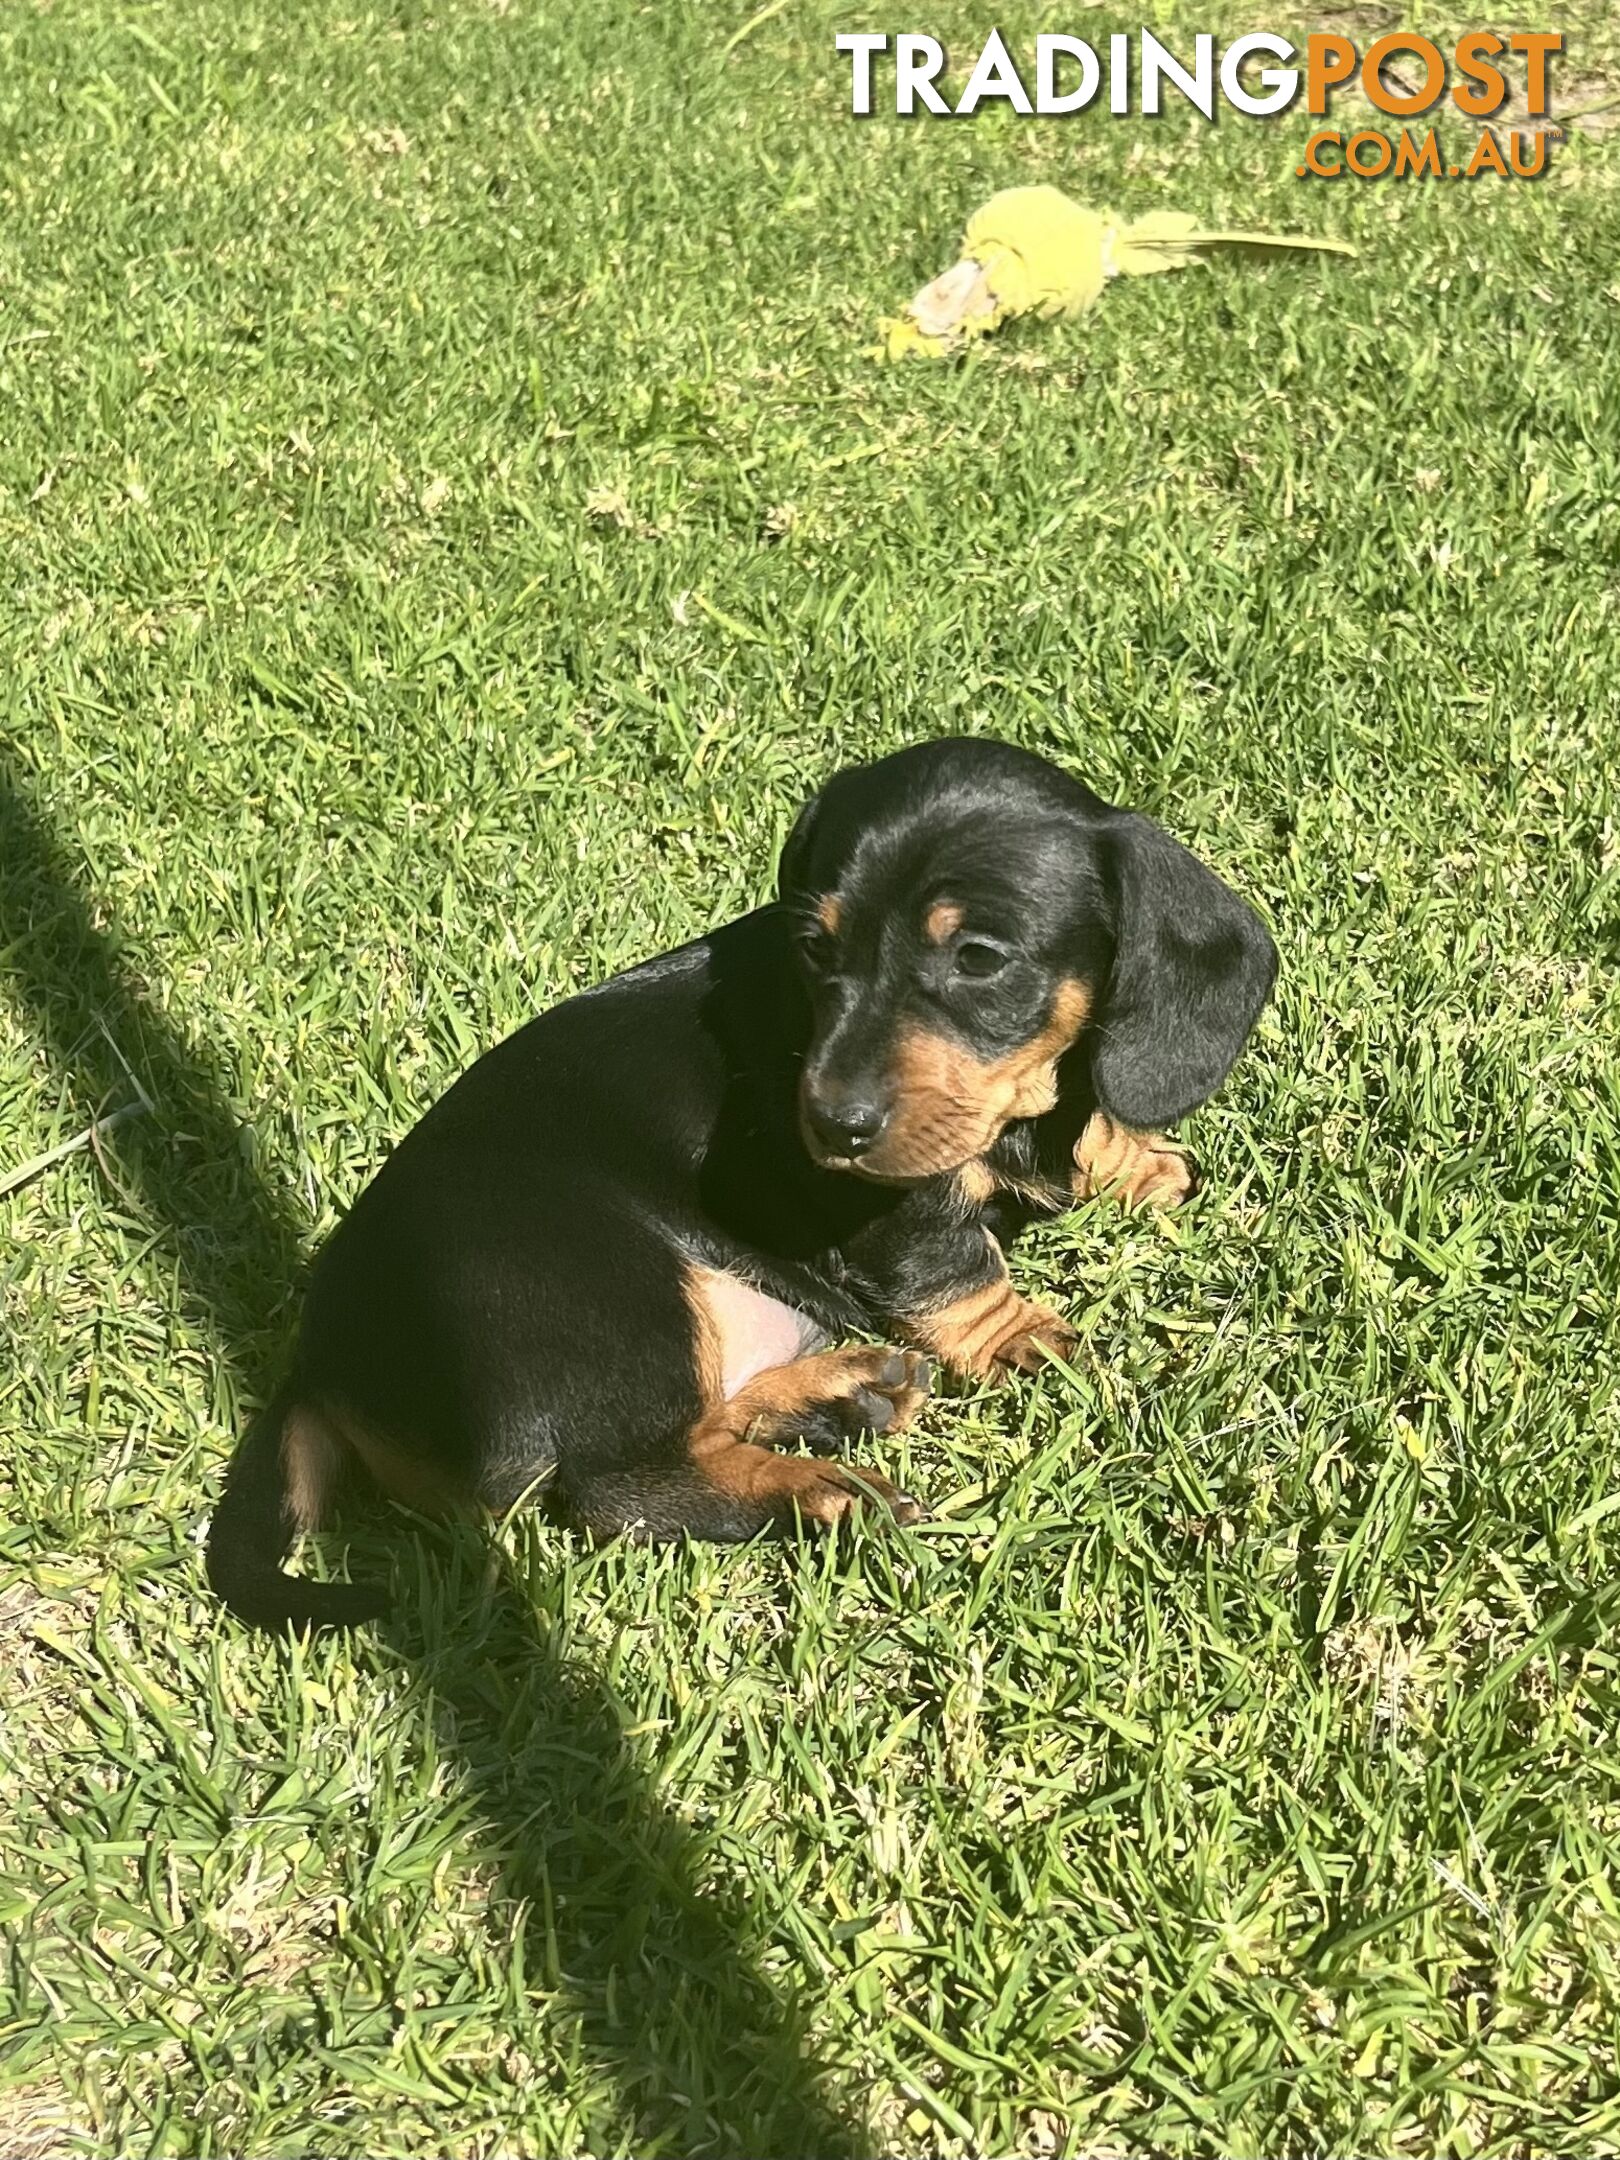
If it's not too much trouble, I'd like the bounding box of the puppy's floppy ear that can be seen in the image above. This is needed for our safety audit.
[1090,813,1277,1130]
[776,790,823,903]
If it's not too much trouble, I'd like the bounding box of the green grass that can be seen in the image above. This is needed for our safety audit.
[3,0,1620,2151]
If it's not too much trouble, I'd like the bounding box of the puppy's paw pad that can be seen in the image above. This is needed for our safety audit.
[876,1348,932,1392]
[835,1347,932,1435]
[848,1386,900,1432]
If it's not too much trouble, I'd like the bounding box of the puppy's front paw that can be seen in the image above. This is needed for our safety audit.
[905,1280,1078,1384]
[1073,1112,1196,1209]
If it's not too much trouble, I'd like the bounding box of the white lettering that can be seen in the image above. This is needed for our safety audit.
[1035,35,1100,116]
[1141,33,1215,119]
[957,28,1034,115]
[1220,33,1300,116]
[895,33,949,116]
[835,32,887,117]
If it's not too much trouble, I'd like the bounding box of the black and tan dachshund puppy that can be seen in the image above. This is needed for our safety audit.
[207,739,1276,1629]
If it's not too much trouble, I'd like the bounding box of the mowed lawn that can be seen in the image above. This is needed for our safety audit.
[3,0,1620,2152]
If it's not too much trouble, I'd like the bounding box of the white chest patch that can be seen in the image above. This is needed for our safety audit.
[689,1266,827,1400]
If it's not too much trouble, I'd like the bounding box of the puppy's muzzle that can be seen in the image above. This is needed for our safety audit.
[801,1086,890,1164]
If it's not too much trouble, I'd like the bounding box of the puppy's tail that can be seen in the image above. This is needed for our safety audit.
[205,1390,390,1633]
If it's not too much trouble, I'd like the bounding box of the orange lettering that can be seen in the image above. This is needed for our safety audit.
[1466,131,1510,179]
[1346,128,1393,176]
[1394,129,1443,178]
[1509,33,1561,117]
[1452,32,1506,117]
[1306,34,1357,115]
[1364,34,1445,116]
[1301,130,1343,177]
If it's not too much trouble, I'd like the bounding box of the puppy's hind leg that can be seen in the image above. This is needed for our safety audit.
[566,1345,932,1543]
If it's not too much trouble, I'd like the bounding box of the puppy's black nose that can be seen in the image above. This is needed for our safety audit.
[805,1095,887,1158]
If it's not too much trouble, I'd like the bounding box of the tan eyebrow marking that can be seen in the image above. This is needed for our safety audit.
[924,900,964,944]
[816,894,842,935]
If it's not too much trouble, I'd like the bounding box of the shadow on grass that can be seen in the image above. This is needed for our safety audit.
[0,764,857,2160]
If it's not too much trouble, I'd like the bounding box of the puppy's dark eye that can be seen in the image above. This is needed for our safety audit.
[799,930,836,973]
[952,940,1009,980]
